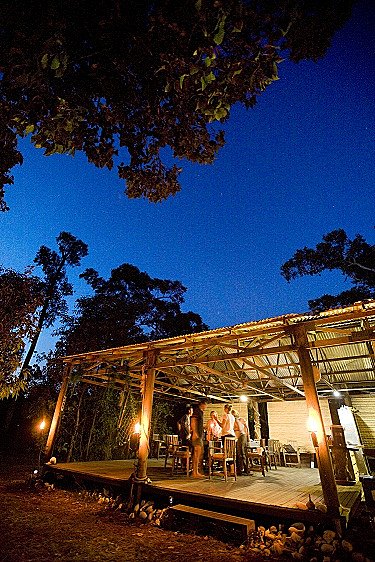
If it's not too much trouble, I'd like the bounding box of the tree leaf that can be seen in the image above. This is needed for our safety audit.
[25,124,35,135]
[214,15,227,45]
[50,56,60,70]
[179,74,188,89]
[41,54,49,69]
[214,107,228,120]
[214,27,225,45]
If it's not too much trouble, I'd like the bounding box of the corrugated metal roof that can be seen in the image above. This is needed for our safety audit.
[61,300,375,402]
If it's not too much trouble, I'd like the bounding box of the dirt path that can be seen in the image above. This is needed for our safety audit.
[0,458,244,562]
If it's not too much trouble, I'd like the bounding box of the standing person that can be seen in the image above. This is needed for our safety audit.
[190,399,208,478]
[177,404,193,446]
[206,410,221,441]
[216,404,235,442]
[233,409,249,475]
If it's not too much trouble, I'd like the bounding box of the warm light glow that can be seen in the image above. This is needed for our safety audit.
[333,390,341,398]
[39,419,46,431]
[134,422,141,434]
[239,395,248,403]
[307,416,318,434]
[307,407,324,447]
[306,410,319,434]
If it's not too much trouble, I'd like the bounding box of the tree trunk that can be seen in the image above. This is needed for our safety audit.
[66,386,85,462]
[21,260,66,375]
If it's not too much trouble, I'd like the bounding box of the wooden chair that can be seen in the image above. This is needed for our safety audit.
[260,439,273,471]
[164,434,179,467]
[282,441,301,468]
[209,437,237,481]
[267,439,281,468]
[171,445,192,477]
[150,434,163,459]
[247,439,266,477]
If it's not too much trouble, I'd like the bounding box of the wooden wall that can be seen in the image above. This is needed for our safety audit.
[267,398,332,453]
[351,395,375,448]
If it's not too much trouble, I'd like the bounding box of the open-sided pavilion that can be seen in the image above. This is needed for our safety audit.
[45,300,375,529]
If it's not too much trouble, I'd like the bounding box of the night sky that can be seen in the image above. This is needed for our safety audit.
[0,0,374,354]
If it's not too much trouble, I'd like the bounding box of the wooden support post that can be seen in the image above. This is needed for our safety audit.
[253,402,261,439]
[293,325,341,522]
[136,349,157,481]
[44,364,72,460]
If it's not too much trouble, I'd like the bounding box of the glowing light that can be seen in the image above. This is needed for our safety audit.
[134,422,141,434]
[39,419,46,431]
[239,395,248,403]
[307,415,318,434]
[333,390,341,398]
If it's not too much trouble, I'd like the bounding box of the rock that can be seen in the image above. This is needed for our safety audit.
[142,500,153,510]
[146,505,154,513]
[147,512,154,521]
[289,523,305,536]
[292,552,303,560]
[323,530,336,543]
[133,503,140,514]
[294,502,309,510]
[272,541,284,555]
[351,553,365,562]
[264,530,276,539]
[315,502,327,513]
[321,543,334,554]
[342,540,353,553]
[269,526,278,533]
[139,511,147,521]
[291,532,303,543]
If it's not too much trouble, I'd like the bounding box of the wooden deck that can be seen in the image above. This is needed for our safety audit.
[45,459,362,526]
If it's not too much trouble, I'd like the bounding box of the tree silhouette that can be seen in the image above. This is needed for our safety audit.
[0,267,44,397]
[281,229,375,311]
[0,0,354,209]
[57,262,208,355]
[21,232,88,375]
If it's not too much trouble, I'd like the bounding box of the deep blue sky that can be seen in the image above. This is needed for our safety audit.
[0,0,374,354]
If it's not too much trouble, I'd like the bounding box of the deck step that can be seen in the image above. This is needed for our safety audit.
[167,504,255,544]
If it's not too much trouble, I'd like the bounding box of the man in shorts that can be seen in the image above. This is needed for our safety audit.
[190,398,208,478]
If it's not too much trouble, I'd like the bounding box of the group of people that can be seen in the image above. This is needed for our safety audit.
[177,400,250,478]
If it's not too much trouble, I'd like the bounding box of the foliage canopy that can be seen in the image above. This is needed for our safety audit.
[57,262,208,355]
[0,0,354,209]
[281,229,375,312]
[0,232,88,398]
[0,267,44,398]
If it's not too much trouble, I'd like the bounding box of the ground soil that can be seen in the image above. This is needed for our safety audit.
[0,456,245,562]
[1,456,374,562]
